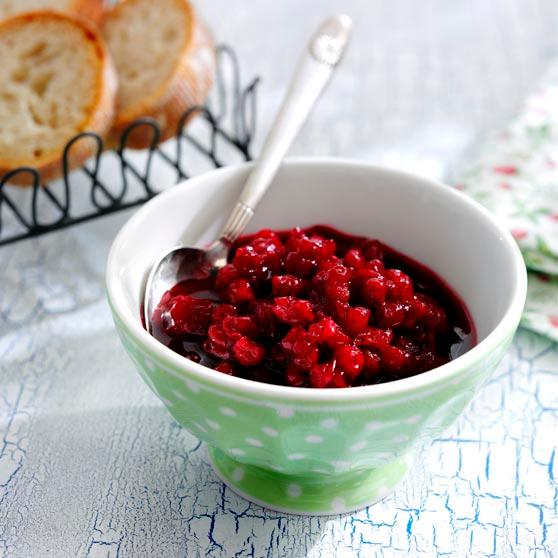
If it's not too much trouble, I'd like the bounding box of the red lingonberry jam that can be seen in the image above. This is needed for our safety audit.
[149,226,476,388]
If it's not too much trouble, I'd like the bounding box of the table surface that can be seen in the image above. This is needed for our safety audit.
[1,1,558,556]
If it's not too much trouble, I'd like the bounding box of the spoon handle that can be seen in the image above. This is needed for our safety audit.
[218,14,352,244]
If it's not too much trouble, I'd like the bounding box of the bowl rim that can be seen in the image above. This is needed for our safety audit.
[106,157,527,402]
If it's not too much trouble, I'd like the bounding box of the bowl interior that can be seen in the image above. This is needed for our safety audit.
[109,160,521,350]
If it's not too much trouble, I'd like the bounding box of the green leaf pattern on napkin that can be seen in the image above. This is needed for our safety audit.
[522,273,558,340]
[459,86,558,341]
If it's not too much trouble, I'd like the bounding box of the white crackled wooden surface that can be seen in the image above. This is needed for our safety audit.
[1,1,558,556]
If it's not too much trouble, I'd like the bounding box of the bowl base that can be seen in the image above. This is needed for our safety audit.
[208,447,412,516]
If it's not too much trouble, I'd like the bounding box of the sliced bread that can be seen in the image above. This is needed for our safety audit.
[103,0,215,149]
[0,0,104,25]
[0,11,117,185]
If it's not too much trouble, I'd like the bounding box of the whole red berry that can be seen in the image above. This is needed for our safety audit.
[285,252,317,278]
[317,256,343,272]
[222,315,259,337]
[212,304,236,322]
[293,345,319,370]
[314,264,352,306]
[356,327,394,350]
[272,297,315,325]
[361,276,388,307]
[380,345,411,373]
[344,248,365,269]
[286,363,306,387]
[385,269,413,301]
[160,295,216,336]
[226,279,256,306]
[409,294,447,332]
[299,235,336,261]
[232,236,283,282]
[335,344,364,379]
[367,259,385,273]
[272,274,304,297]
[378,302,408,329]
[232,336,266,366]
[308,317,350,347]
[340,306,371,335]
[215,264,240,291]
[203,325,233,359]
[330,370,349,388]
[253,301,280,336]
[362,350,381,378]
[280,327,319,369]
[309,361,335,388]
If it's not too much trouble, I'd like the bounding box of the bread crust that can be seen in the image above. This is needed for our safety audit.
[0,0,105,26]
[69,0,105,26]
[104,0,216,149]
[0,11,117,186]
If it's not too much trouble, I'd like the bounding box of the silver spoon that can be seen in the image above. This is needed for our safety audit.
[144,15,352,334]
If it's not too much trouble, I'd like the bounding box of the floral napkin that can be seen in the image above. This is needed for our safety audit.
[458,85,558,341]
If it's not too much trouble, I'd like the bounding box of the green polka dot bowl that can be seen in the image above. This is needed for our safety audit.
[106,158,527,515]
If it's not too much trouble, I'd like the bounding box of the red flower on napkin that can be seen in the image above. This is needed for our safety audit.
[492,165,518,175]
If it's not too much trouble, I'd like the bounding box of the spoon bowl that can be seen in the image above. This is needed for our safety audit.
[143,242,229,334]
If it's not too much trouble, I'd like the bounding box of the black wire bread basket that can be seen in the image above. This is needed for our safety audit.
[0,45,258,246]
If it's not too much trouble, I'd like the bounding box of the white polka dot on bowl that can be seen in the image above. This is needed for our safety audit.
[276,407,294,418]
[365,421,382,432]
[287,483,302,498]
[320,418,338,429]
[261,427,279,437]
[350,440,366,452]
[184,380,201,393]
[206,419,221,430]
[231,467,245,481]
